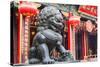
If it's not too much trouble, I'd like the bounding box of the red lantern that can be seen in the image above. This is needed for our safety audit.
[69,16,80,27]
[18,1,39,16]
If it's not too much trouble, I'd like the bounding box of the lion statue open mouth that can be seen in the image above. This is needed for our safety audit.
[29,6,73,64]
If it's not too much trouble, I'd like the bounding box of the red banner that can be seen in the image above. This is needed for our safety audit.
[78,5,97,18]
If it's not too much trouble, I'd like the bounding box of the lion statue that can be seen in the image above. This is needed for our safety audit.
[29,6,73,64]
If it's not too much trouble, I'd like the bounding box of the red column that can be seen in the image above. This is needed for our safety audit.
[68,21,71,50]
[17,12,21,64]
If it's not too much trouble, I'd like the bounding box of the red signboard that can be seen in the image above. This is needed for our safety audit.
[78,5,97,18]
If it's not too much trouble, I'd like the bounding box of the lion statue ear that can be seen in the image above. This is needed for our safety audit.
[37,4,46,10]
[59,10,66,20]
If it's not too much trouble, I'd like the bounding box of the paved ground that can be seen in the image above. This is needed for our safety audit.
[13,58,97,66]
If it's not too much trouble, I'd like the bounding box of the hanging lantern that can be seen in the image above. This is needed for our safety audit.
[69,16,80,27]
[19,1,39,16]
